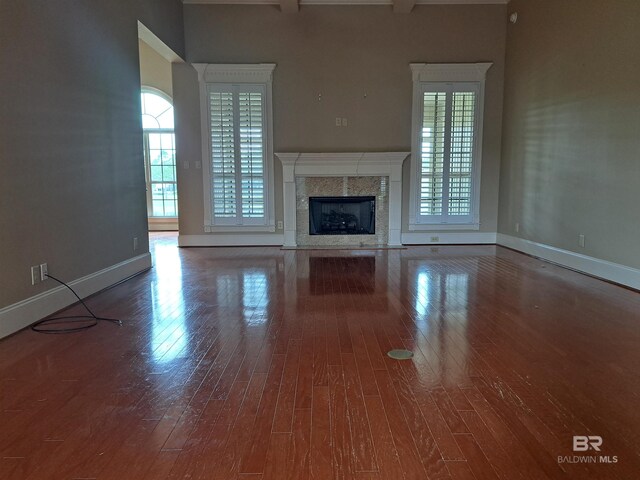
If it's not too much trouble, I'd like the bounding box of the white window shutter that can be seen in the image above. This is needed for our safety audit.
[448,91,476,217]
[238,91,265,219]
[210,90,237,219]
[420,92,446,216]
[208,85,268,226]
[417,83,479,225]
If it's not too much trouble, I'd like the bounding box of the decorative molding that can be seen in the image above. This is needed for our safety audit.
[0,254,152,339]
[402,232,497,244]
[276,152,409,181]
[193,63,276,84]
[178,234,284,247]
[497,234,640,291]
[410,62,493,82]
[182,0,509,5]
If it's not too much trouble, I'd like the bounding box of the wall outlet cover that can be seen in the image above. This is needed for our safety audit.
[31,266,41,285]
[40,263,48,282]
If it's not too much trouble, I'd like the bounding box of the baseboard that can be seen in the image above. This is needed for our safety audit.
[401,232,497,245]
[148,218,178,231]
[0,253,152,339]
[178,233,285,247]
[149,224,178,231]
[497,234,640,290]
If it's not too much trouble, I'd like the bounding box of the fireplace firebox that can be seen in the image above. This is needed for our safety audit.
[309,196,375,235]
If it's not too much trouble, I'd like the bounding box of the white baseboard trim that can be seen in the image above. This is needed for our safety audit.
[0,253,152,339]
[178,233,285,247]
[401,232,497,245]
[497,234,640,290]
[148,223,178,231]
[148,218,178,231]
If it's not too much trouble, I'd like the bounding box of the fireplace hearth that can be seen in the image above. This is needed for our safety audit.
[309,196,375,235]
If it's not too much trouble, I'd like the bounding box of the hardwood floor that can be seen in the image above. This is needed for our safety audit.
[1,232,639,479]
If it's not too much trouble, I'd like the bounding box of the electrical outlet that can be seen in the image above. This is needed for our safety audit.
[31,266,41,286]
[430,236,440,243]
[515,222,520,233]
[579,234,585,248]
[133,237,139,251]
[277,221,283,230]
[40,263,48,282]
[335,117,342,127]
[342,118,348,126]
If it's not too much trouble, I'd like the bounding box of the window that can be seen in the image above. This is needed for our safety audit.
[409,63,492,229]
[141,89,177,218]
[194,64,276,232]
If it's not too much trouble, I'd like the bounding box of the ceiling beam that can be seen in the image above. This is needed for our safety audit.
[393,0,415,13]
[280,0,299,13]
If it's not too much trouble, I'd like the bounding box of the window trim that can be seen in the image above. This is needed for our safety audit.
[408,63,492,231]
[194,63,276,233]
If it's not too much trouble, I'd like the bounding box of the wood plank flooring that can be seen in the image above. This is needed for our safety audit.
[1,232,639,479]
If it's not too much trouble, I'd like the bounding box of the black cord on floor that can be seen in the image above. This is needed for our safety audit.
[31,274,123,334]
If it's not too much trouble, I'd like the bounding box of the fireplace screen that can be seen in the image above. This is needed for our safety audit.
[309,196,375,235]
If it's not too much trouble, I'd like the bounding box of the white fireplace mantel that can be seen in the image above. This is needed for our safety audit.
[275,152,410,248]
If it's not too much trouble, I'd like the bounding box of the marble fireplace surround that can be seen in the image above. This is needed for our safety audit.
[275,153,410,248]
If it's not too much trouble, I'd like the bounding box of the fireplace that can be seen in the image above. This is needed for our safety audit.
[276,152,409,247]
[309,196,375,235]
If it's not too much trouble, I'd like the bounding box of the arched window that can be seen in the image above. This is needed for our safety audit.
[141,89,177,218]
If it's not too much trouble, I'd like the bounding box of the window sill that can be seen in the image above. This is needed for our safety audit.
[409,223,480,232]
[204,224,276,233]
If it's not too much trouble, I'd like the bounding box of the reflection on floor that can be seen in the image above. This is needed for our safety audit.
[1,232,639,479]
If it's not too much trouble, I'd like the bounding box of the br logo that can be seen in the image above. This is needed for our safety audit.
[573,436,603,452]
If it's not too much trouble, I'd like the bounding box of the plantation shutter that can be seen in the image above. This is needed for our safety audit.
[208,84,267,225]
[417,83,478,224]
[448,91,476,217]
[210,89,236,218]
[420,92,447,216]
[238,91,265,219]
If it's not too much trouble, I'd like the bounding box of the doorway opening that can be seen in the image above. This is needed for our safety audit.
[141,89,178,229]
[138,24,180,232]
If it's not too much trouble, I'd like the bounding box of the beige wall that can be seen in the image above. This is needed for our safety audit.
[0,0,184,308]
[498,0,640,268]
[139,39,173,97]
[173,63,204,234]
[179,5,507,236]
